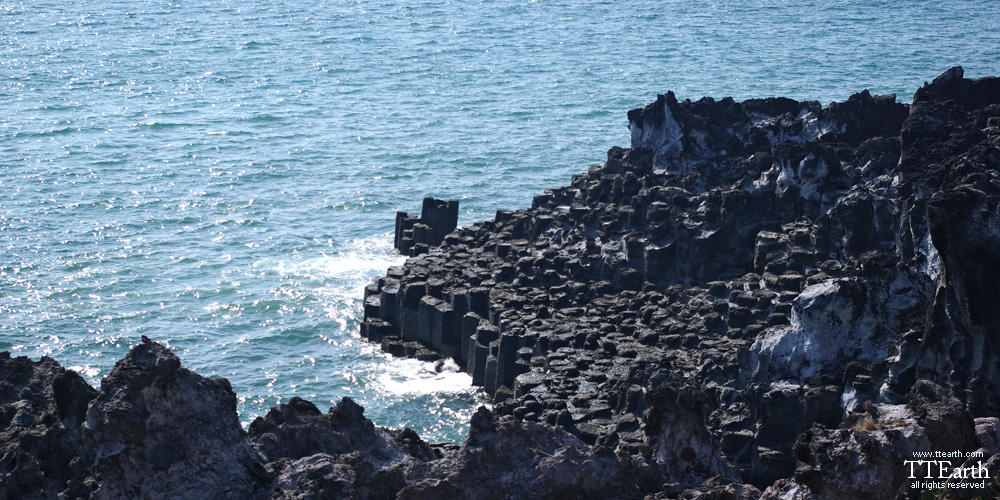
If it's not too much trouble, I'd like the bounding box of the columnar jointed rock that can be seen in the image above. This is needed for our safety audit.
[360,67,1000,495]
[6,343,996,498]
[394,197,460,257]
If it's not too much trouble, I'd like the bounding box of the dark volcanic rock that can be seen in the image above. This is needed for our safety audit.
[1,340,274,500]
[395,197,459,257]
[398,407,662,500]
[644,384,741,488]
[85,337,271,500]
[248,396,436,467]
[248,395,440,500]
[0,352,96,500]
[5,68,1000,499]
[759,380,996,500]
[360,67,1000,495]
[2,341,672,499]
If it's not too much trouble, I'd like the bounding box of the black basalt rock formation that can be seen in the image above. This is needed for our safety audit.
[4,68,1000,499]
[84,337,271,500]
[360,67,1000,496]
[398,407,664,500]
[0,342,673,499]
[763,380,992,500]
[0,352,96,499]
[6,341,996,498]
[394,197,459,257]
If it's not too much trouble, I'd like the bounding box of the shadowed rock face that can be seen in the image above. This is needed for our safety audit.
[3,69,1000,499]
[247,396,438,467]
[1,340,268,500]
[5,343,996,499]
[0,342,676,499]
[762,380,991,500]
[0,352,96,500]
[359,67,1000,493]
[85,338,272,500]
[0,341,435,500]
[398,407,662,500]
[643,385,741,489]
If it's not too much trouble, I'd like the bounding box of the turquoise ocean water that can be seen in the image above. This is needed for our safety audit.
[3,0,999,442]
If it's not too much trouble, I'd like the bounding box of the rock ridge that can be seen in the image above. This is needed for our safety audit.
[0,341,749,499]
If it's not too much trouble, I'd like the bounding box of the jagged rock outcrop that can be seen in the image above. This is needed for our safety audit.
[248,396,437,467]
[359,67,1000,495]
[0,352,96,500]
[761,380,992,500]
[85,337,272,500]
[0,341,687,499]
[398,406,662,500]
[4,68,999,499]
[882,67,1000,416]
[1,340,274,500]
[10,342,997,499]
[0,341,437,500]
[247,396,438,500]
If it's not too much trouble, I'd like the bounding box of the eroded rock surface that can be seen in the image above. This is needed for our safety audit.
[0,352,96,500]
[399,406,662,500]
[4,68,1000,499]
[360,67,1000,496]
[761,380,993,500]
[86,337,271,500]
[0,341,671,499]
[7,341,994,498]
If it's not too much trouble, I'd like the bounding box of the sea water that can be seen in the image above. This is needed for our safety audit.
[3,0,999,442]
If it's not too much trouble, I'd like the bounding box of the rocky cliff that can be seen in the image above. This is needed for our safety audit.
[358,67,1000,497]
[3,68,999,499]
[0,339,738,499]
[5,339,996,499]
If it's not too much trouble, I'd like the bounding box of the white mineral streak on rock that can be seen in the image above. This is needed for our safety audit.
[754,273,928,384]
[796,154,828,201]
[840,385,859,412]
[774,159,797,196]
[647,100,682,155]
[918,228,942,282]
[630,98,683,174]
[751,279,880,381]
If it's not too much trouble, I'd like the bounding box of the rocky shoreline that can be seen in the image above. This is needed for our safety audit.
[359,66,1000,498]
[3,68,1000,499]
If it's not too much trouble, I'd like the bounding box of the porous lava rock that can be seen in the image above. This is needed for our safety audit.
[398,406,662,500]
[0,352,96,500]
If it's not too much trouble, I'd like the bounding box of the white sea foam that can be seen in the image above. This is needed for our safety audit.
[378,358,475,396]
[278,234,402,283]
